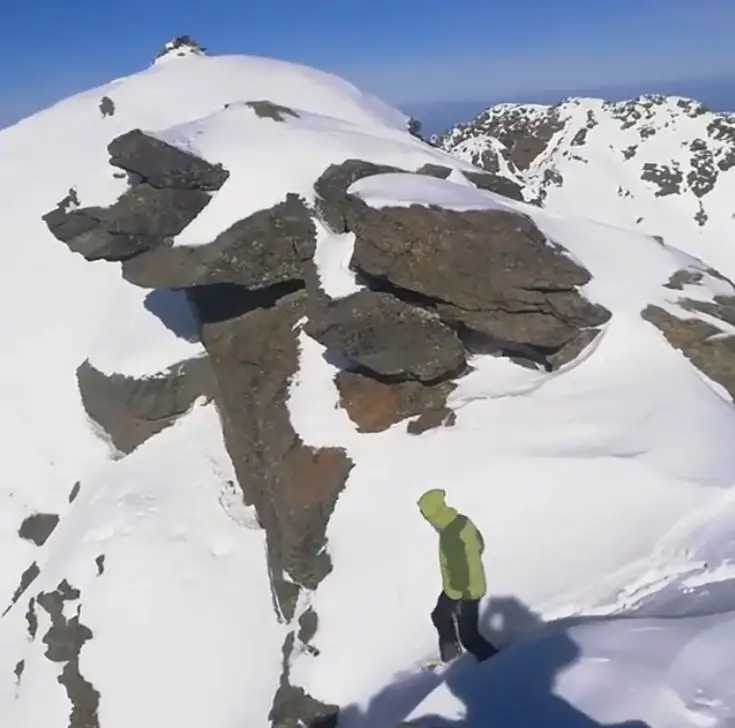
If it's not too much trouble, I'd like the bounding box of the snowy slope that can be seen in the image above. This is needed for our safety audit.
[439,96,735,279]
[3,42,735,728]
[285,174,735,725]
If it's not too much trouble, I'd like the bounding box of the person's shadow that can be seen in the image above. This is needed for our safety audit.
[309,596,651,728]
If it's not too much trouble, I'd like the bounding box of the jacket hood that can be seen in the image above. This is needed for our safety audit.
[418,488,458,529]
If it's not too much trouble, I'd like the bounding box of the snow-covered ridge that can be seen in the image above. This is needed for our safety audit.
[3,42,735,728]
[438,94,735,279]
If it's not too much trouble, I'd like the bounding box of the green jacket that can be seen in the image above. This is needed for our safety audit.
[418,489,487,600]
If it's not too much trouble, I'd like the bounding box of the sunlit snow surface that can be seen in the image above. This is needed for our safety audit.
[1,50,735,728]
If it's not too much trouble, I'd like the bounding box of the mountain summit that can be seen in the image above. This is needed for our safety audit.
[2,44,735,728]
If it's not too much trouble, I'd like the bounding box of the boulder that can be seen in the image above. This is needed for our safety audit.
[306,290,466,383]
[107,129,229,190]
[122,194,316,289]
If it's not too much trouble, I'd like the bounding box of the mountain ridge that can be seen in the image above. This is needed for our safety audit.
[2,41,735,728]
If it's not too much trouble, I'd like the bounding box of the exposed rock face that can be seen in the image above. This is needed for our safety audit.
[42,130,611,728]
[307,291,466,383]
[643,271,735,400]
[416,163,524,201]
[76,356,214,453]
[347,201,610,365]
[108,129,229,190]
[191,286,353,620]
[313,158,525,233]
[36,580,100,728]
[314,159,405,232]
[122,194,316,289]
[43,132,230,262]
[335,371,454,433]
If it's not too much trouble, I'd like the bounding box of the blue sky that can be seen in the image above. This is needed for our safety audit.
[2,0,734,127]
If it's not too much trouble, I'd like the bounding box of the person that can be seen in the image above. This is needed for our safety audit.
[417,488,498,663]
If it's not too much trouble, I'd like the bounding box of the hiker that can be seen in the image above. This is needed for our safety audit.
[418,488,498,663]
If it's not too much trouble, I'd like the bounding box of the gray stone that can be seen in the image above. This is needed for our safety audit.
[307,290,466,382]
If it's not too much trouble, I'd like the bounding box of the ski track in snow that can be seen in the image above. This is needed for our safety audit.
[2,49,735,728]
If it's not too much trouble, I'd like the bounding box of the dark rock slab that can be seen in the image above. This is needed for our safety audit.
[190,288,353,621]
[43,184,211,262]
[416,163,524,201]
[76,355,215,454]
[643,295,735,400]
[307,290,466,383]
[348,203,609,360]
[107,129,229,190]
[122,194,316,289]
[37,580,100,728]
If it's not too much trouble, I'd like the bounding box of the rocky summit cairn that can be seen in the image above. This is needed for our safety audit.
[155,35,208,61]
[42,132,613,727]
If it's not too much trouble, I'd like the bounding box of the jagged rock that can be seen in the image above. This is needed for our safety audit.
[314,158,405,232]
[335,370,454,432]
[36,580,100,728]
[270,634,338,728]
[307,291,466,383]
[416,163,524,201]
[189,286,353,620]
[347,203,610,362]
[122,194,316,289]
[407,407,457,434]
[107,129,229,190]
[643,295,735,399]
[76,356,214,454]
[43,184,212,262]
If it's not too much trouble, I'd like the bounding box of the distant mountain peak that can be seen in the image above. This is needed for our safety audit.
[438,94,735,259]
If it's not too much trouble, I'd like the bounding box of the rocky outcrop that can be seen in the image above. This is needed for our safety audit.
[643,271,735,399]
[108,129,229,190]
[313,158,524,234]
[306,291,466,383]
[43,130,611,728]
[43,131,229,262]
[122,194,316,289]
[314,159,405,232]
[76,356,214,453]
[346,200,610,367]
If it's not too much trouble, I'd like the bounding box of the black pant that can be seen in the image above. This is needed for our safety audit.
[431,592,498,662]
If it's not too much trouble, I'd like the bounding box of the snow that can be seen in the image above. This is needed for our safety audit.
[154,101,478,247]
[3,47,735,728]
[286,173,735,725]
